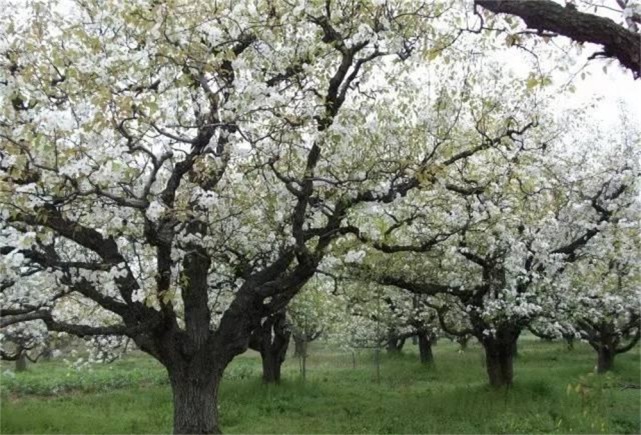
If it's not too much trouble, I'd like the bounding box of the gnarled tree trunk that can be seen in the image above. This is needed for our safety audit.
[168,361,224,434]
[250,310,291,384]
[483,340,514,387]
[479,326,520,388]
[596,346,615,373]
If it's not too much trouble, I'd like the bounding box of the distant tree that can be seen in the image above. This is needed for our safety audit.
[0,321,48,371]
[249,310,291,384]
[562,225,640,373]
[346,118,640,387]
[288,277,338,362]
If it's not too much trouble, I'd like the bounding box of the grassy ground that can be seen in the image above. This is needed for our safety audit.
[1,338,639,434]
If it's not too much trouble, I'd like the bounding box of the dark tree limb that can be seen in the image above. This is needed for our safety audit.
[376,274,463,297]
[42,314,131,337]
[616,326,640,354]
[0,310,50,328]
[476,0,641,78]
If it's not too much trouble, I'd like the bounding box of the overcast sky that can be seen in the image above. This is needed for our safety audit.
[493,37,641,131]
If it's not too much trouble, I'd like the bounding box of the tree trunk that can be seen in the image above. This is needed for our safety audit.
[296,337,308,380]
[374,347,381,384]
[483,341,514,387]
[169,368,222,434]
[41,346,53,361]
[250,310,291,384]
[564,336,574,351]
[293,336,307,358]
[261,348,283,383]
[457,335,469,352]
[596,346,615,373]
[511,340,519,359]
[386,337,405,354]
[590,329,618,374]
[418,333,434,365]
[15,349,27,372]
[300,350,307,381]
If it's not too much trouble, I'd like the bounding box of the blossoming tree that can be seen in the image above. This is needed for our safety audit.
[0,0,497,432]
[345,114,640,387]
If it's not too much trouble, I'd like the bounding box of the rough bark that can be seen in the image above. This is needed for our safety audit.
[476,0,641,78]
[249,310,291,384]
[590,331,617,373]
[596,346,615,373]
[417,332,434,365]
[261,346,284,383]
[483,340,514,387]
[169,365,223,434]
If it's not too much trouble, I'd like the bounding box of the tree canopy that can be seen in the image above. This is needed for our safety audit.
[1,1,639,433]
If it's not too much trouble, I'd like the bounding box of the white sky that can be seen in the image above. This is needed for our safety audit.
[492,40,641,131]
[569,63,641,125]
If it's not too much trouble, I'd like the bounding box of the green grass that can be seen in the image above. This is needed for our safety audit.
[1,339,639,434]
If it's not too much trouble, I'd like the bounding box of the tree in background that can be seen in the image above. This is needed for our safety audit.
[344,112,640,387]
[287,275,342,380]
[249,310,291,384]
[560,218,640,373]
[0,321,49,371]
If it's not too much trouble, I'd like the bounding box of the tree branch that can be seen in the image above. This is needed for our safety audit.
[476,0,641,78]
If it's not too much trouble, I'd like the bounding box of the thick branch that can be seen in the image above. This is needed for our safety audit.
[0,309,49,328]
[616,327,640,354]
[476,0,641,77]
[377,274,460,296]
